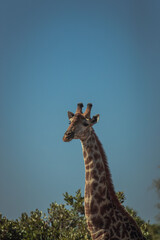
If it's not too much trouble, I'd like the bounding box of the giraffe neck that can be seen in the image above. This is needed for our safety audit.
[81,129,145,240]
[81,130,117,236]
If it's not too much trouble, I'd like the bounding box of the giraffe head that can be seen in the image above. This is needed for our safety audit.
[63,103,99,142]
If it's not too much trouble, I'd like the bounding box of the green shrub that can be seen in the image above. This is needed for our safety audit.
[0,190,155,240]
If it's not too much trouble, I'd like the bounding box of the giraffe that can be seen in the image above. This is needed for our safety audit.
[63,103,146,240]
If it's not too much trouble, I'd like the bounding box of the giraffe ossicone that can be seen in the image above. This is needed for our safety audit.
[63,103,146,240]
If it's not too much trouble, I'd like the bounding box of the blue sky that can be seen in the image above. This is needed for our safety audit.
[0,0,160,224]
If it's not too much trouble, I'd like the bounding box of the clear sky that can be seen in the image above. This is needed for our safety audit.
[0,0,160,224]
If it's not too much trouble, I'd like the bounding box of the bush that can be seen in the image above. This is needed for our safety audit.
[0,190,154,240]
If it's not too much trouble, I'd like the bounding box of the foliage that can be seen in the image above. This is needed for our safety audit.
[48,190,90,240]
[116,191,126,204]
[153,177,160,222]
[148,224,160,240]
[0,189,157,240]
[150,172,160,240]
[0,190,90,240]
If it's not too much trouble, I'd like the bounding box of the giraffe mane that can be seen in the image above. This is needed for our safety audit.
[93,131,143,234]
[94,132,120,206]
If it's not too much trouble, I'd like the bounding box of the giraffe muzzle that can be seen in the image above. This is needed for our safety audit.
[63,131,75,142]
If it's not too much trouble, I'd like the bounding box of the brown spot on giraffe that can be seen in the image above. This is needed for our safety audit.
[96,162,104,175]
[100,203,109,215]
[63,103,146,240]
[94,152,100,161]
[85,162,94,170]
[91,181,98,189]
[90,169,99,181]
[87,146,93,154]
[94,192,105,204]
[98,186,106,196]
[104,216,111,229]
[83,150,87,158]
[91,215,104,228]
[90,200,99,214]
[85,156,93,164]
[85,181,98,198]
[95,144,98,151]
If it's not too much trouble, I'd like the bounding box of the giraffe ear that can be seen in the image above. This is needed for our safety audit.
[90,114,100,125]
[68,111,74,119]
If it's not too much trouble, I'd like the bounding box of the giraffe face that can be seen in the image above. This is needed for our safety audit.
[63,113,91,142]
[63,103,99,142]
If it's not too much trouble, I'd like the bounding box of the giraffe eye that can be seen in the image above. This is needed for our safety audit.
[68,121,71,124]
[83,122,89,127]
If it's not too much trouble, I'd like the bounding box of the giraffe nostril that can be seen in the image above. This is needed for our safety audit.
[63,131,74,142]
[66,131,74,138]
